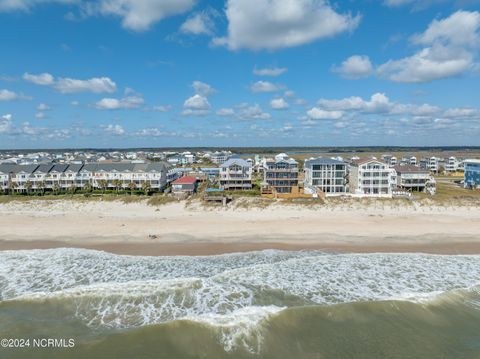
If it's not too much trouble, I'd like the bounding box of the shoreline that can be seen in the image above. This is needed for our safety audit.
[1,236,480,255]
[1,199,480,256]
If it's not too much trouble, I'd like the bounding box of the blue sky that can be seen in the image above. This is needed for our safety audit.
[0,0,479,149]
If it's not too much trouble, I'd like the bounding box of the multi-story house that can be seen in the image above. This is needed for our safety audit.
[220,158,252,191]
[304,157,347,196]
[445,156,463,172]
[464,159,480,189]
[10,164,39,192]
[381,155,397,167]
[263,154,299,194]
[0,164,15,192]
[420,156,439,172]
[394,165,433,192]
[211,151,232,165]
[349,158,396,197]
[31,164,54,190]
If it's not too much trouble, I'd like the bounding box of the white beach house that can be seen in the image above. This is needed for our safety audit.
[348,158,396,197]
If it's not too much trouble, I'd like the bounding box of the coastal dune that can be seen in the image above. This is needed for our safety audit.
[0,199,479,255]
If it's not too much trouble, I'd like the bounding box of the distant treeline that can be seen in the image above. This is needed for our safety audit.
[2,146,480,155]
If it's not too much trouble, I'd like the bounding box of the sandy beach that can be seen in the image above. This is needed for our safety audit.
[0,199,479,255]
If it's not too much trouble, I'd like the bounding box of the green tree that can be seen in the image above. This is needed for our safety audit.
[141,181,151,195]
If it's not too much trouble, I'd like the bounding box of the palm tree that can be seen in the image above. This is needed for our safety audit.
[113,179,122,193]
[52,183,60,195]
[38,181,46,195]
[128,181,136,195]
[83,181,92,193]
[69,183,76,194]
[141,181,151,195]
[7,180,15,195]
[98,180,108,193]
[24,181,32,195]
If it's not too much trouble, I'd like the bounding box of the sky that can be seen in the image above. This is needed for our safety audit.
[0,0,479,149]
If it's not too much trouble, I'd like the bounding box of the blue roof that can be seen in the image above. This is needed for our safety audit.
[205,188,224,192]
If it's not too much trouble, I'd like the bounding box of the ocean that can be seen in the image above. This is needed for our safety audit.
[0,248,479,358]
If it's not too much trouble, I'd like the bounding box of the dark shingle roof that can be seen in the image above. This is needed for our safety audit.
[304,158,345,167]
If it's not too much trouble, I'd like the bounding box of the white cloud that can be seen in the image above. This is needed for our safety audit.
[23,72,55,85]
[411,10,480,47]
[332,55,373,79]
[151,105,172,112]
[55,76,117,93]
[378,11,480,83]
[35,112,47,119]
[253,66,288,77]
[270,97,289,110]
[95,96,144,110]
[0,89,20,101]
[213,0,360,50]
[317,93,391,113]
[251,81,280,93]
[216,108,235,116]
[182,94,211,116]
[307,108,343,120]
[37,103,51,111]
[0,114,14,134]
[103,124,125,135]
[192,81,216,96]
[180,11,215,35]
[237,103,271,120]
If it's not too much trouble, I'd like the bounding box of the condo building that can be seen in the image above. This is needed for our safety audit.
[304,157,347,196]
[219,158,252,191]
[263,154,299,194]
[0,162,172,193]
[349,158,396,197]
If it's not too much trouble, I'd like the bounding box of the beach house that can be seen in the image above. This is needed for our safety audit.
[171,176,198,195]
[464,159,480,189]
[219,158,252,190]
[10,164,39,192]
[263,154,299,194]
[349,158,396,197]
[304,157,347,196]
[394,165,433,192]
[0,163,15,192]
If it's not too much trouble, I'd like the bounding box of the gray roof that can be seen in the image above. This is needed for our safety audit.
[220,158,251,168]
[33,164,54,174]
[80,162,170,173]
[304,158,345,167]
[394,165,430,174]
[64,164,84,173]
[11,164,39,174]
[50,164,69,173]
[0,163,16,174]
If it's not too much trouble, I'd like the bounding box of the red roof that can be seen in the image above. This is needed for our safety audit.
[172,176,197,185]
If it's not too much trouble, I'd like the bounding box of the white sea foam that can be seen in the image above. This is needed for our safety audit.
[1,248,480,351]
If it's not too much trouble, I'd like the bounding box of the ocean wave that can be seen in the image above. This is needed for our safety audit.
[2,248,480,352]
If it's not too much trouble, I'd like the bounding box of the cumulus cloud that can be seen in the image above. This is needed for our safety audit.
[103,124,125,135]
[95,96,144,110]
[236,103,271,120]
[23,72,117,93]
[23,72,55,85]
[0,89,20,101]
[37,103,51,111]
[182,94,211,116]
[213,0,360,50]
[253,66,288,77]
[307,108,343,120]
[216,108,235,116]
[0,114,14,134]
[378,11,480,83]
[192,81,216,96]
[180,11,215,35]
[151,105,172,112]
[2,0,197,32]
[251,81,280,93]
[55,76,117,93]
[270,97,289,110]
[332,55,373,79]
